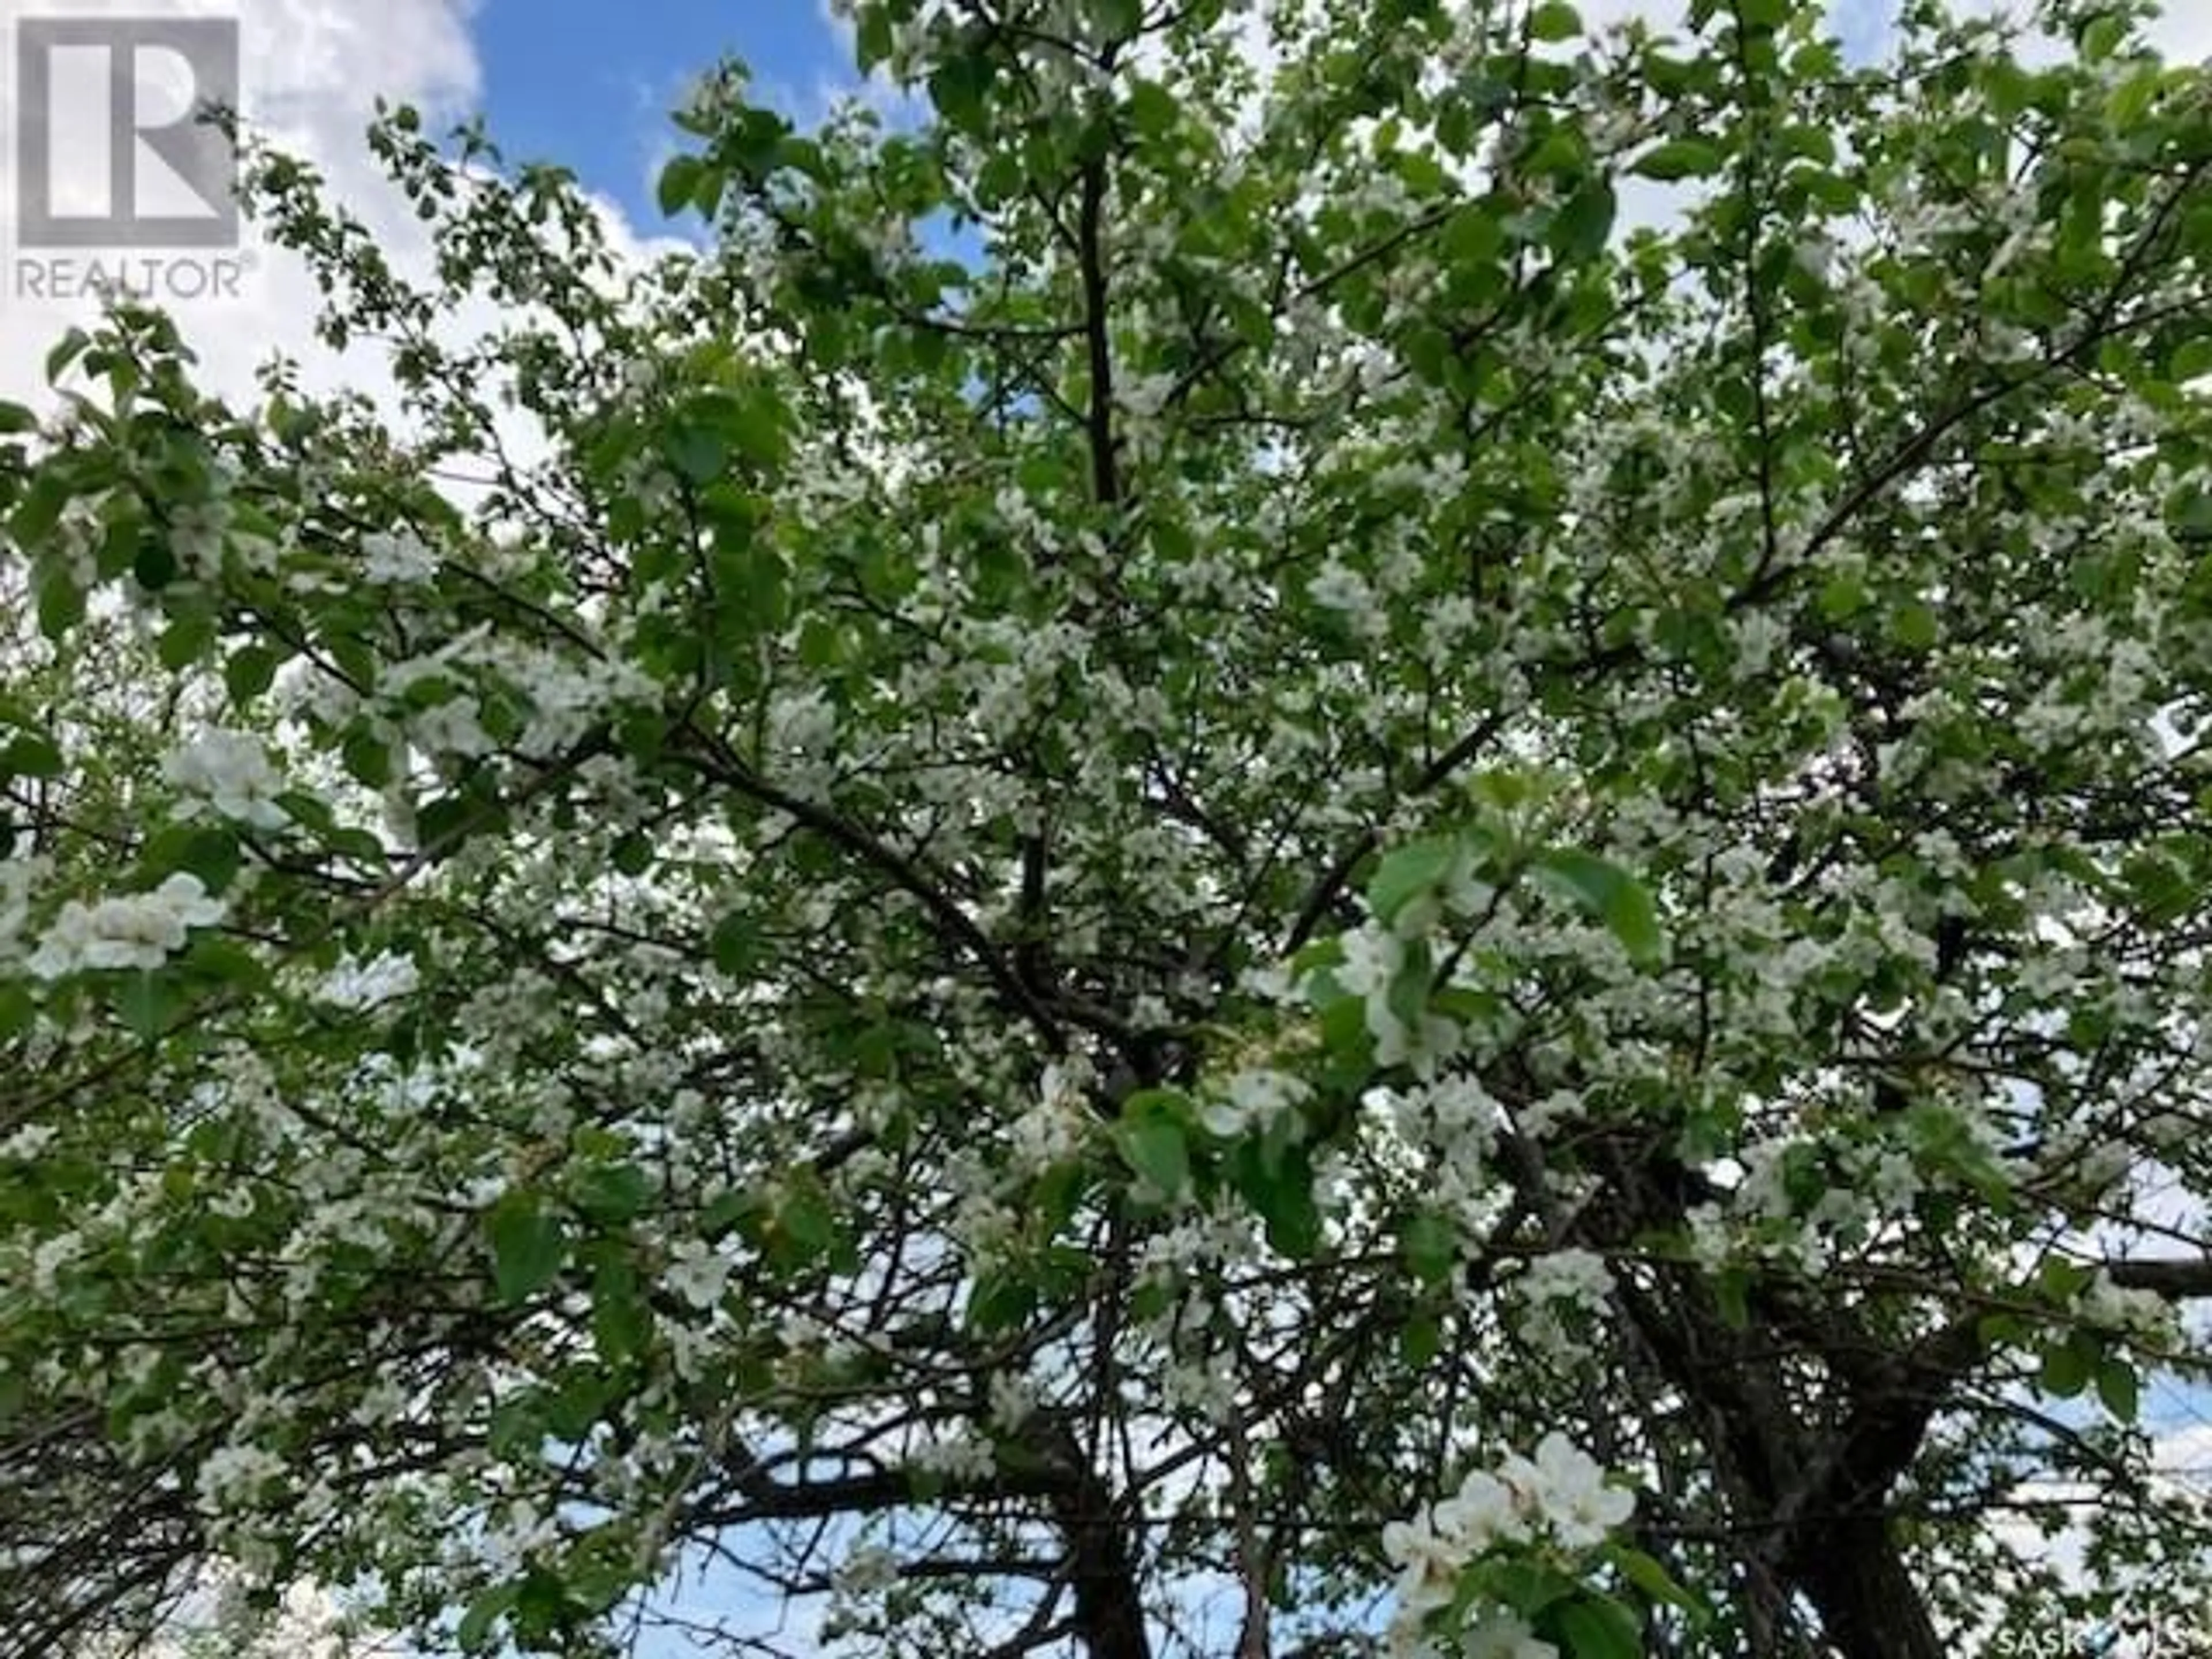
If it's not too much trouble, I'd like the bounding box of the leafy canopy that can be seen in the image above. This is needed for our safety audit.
[5,1,2212,1658]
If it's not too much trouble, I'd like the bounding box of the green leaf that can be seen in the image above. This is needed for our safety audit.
[1633,138,1726,181]
[1890,600,1940,650]
[777,1179,839,1259]
[34,565,84,641]
[510,1566,578,1645]
[341,730,392,789]
[927,50,995,132]
[1400,1310,1443,1366]
[2170,338,2212,384]
[2096,1356,2140,1423]
[225,645,279,703]
[724,107,791,181]
[140,824,241,893]
[1817,577,1868,622]
[112,971,181,1040]
[2080,13,2125,61]
[662,423,727,484]
[1096,0,1143,37]
[657,154,705,218]
[590,1256,653,1365]
[183,937,267,988]
[157,614,217,671]
[2036,1259,2096,1301]
[2039,1333,2096,1399]
[966,1268,1037,1333]
[487,1195,567,1304]
[1551,179,1617,262]
[1530,0,1582,40]
[855,7,895,70]
[1114,1090,1192,1197]
[1480,1556,1583,1616]
[46,327,90,384]
[1402,1209,1459,1285]
[710,911,765,976]
[1713,1266,1752,1331]
[1369,835,1460,927]
[574,1161,653,1224]
[1606,1544,1709,1618]
[1552,1593,1643,1659]
[1736,0,1791,26]
[0,401,37,435]
[1230,1137,1323,1259]
[0,734,63,778]
[610,832,653,877]
[1127,79,1179,142]
[12,475,69,548]
[456,1584,517,1653]
[132,536,177,591]
[688,388,789,469]
[1535,848,1664,965]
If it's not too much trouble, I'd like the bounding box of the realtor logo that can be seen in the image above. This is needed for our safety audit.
[14,16,238,248]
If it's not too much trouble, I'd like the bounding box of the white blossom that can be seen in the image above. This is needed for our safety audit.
[987,1368,1036,1432]
[664,1238,732,1310]
[1463,1616,1558,1659]
[1384,1433,1635,1646]
[359,527,441,584]
[197,1444,286,1512]
[28,874,226,978]
[1200,1067,1308,1137]
[162,729,288,828]
[832,1544,901,1597]
[317,950,420,1010]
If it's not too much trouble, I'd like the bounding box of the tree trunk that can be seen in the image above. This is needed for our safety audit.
[1053,1476,1152,1659]
[1027,1416,1153,1659]
[1786,1517,1944,1659]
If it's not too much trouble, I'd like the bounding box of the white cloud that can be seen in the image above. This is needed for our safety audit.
[2146,1,2212,62]
[1584,0,2205,59]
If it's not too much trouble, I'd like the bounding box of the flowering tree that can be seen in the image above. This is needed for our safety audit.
[5,0,2212,1656]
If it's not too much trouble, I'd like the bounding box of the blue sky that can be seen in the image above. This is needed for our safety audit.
[470,0,852,226]
[461,0,1904,232]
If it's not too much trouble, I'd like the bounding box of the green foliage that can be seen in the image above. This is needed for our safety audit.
[5,2,2212,1657]
[1532,849,1666,966]
[487,1195,569,1304]
[1112,1089,1194,1198]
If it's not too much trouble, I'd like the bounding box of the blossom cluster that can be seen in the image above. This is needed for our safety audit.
[315,950,421,1011]
[25,873,226,978]
[359,527,441,585]
[1336,921,1461,1074]
[1382,1433,1635,1653]
[162,729,289,829]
